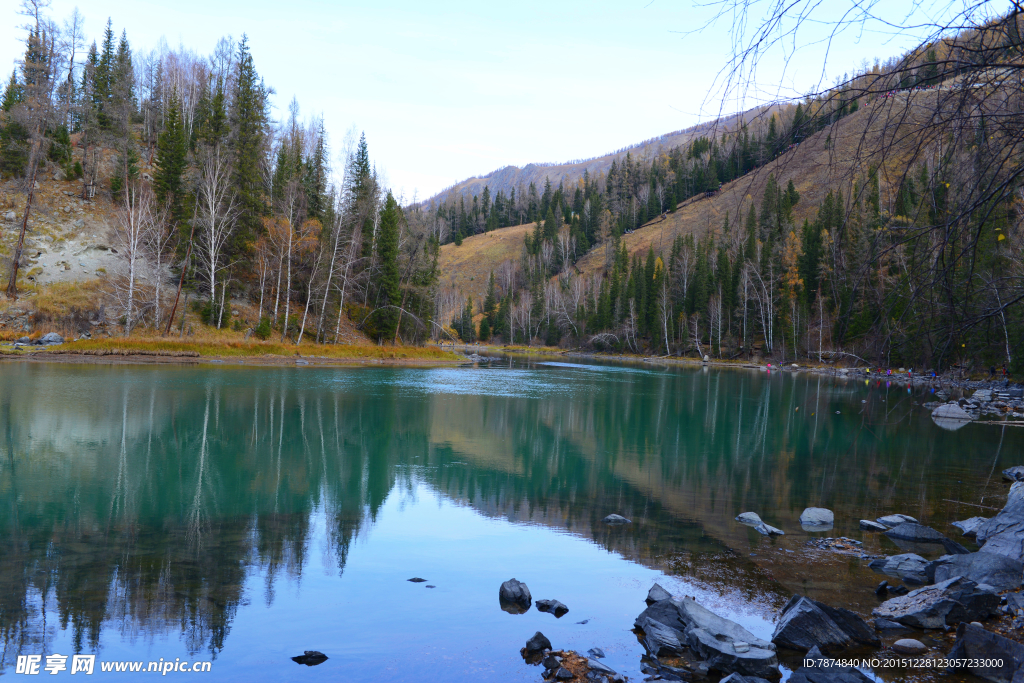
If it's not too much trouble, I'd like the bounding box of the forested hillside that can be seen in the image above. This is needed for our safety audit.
[435,14,1024,373]
[1,4,1022,373]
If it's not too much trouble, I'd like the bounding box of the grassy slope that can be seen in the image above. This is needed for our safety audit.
[441,91,936,287]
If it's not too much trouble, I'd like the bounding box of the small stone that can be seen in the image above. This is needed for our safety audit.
[892,639,927,655]
[425,585,435,588]
[860,519,889,532]
[876,514,918,527]
[407,577,427,582]
[602,514,631,524]
[799,507,835,526]
[500,578,532,613]
[587,648,605,659]
[587,658,616,675]
[733,641,750,653]
[291,651,328,666]
[646,583,672,605]
[554,667,573,680]
[875,581,889,595]
[536,599,569,617]
[542,654,561,670]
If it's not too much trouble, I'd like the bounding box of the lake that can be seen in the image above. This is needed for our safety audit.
[0,357,1017,681]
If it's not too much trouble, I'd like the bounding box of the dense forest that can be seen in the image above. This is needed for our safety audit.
[1,4,1022,372]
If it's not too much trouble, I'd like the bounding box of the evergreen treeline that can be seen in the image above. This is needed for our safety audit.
[0,11,438,343]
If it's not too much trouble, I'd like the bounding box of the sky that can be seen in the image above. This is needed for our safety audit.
[0,0,947,201]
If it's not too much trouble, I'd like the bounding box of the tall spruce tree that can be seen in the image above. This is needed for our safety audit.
[375,190,402,341]
[230,36,266,253]
[153,94,187,224]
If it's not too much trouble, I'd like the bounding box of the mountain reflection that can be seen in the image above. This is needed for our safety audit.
[0,361,1016,668]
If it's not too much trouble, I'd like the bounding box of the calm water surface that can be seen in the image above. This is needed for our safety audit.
[0,358,1019,681]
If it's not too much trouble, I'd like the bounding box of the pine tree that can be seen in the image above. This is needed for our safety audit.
[153,93,188,223]
[1,70,22,111]
[95,19,115,128]
[230,35,267,252]
[483,271,497,323]
[375,190,402,342]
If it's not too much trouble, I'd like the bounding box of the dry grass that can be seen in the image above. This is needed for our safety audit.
[438,223,534,303]
[47,336,461,361]
[33,279,106,317]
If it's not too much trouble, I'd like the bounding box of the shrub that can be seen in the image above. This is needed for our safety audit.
[253,317,271,340]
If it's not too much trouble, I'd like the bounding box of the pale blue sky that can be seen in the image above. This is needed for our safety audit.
[1,0,942,199]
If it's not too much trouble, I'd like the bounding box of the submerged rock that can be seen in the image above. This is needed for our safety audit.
[871,576,1000,628]
[885,522,971,555]
[736,512,764,525]
[536,599,569,617]
[799,508,834,527]
[291,651,328,666]
[602,514,631,524]
[634,597,778,678]
[948,622,1024,682]
[736,512,783,535]
[926,553,1024,592]
[646,583,672,605]
[952,516,989,538]
[586,647,605,659]
[868,553,929,584]
[860,520,888,532]
[771,595,879,652]
[499,578,532,613]
[408,577,428,582]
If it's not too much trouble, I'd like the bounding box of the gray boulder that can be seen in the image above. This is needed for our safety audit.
[952,516,989,538]
[876,514,918,527]
[602,514,631,524]
[536,599,569,617]
[931,403,974,429]
[948,622,1024,683]
[524,631,551,655]
[1003,466,1024,482]
[871,576,1000,629]
[634,597,778,678]
[885,522,971,555]
[799,508,834,527]
[772,595,879,652]
[975,483,1024,562]
[867,553,929,584]
[926,553,1024,592]
[39,332,63,345]
[860,519,888,532]
[646,583,672,605]
[499,578,532,613]
[736,512,763,525]
[787,646,872,683]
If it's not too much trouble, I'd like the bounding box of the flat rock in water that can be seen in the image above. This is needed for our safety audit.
[536,599,569,617]
[1003,466,1024,482]
[736,512,763,525]
[867,553,930,584]
[787,647,872,683]
[892,639,927,655]
[634,597,778,678]
[799,508,835,526]
[291,651,328,666]
[860,519,888,532]
[876,514,918,527]
[772,595,879,652]
[948,622,1024,682]
[408,577,428,582]
[587,647,605,659]
[524,631,551,655]
[952,516,989,538]
[602,514,631,524]
[871,576,1000,629]
[646,583,672,605]
[885,522,971,555]
[499,578,532,613]
[975,482,1024,562]
[926,553,1024,592]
